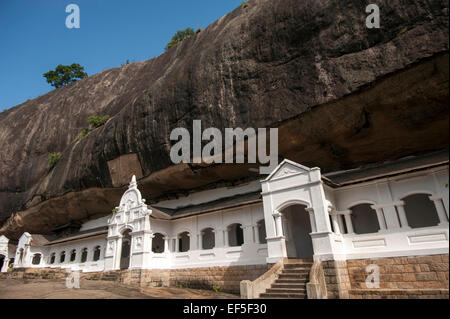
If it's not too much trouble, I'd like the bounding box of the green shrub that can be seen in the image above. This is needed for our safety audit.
[48,152,61,168]
[165,28,195,51]
[75,115,110,142]
[241,1,249,9]
[212,285,223,293]
[76,128,90,140]
[88,115,110,129]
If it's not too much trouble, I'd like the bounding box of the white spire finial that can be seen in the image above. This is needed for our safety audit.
[129,175,137,189]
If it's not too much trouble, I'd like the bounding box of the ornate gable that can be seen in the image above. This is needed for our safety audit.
[265,159,314,181]
[108,175,152,231]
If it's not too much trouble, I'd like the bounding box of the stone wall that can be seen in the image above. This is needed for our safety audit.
[349,288,449,299]
[320,254,449,299]
[347,254,449,290]
[167,265,270,293]
[86,264,270,294]
[322,260,351,299]
[345,254,449,299]
[0,267,67,280]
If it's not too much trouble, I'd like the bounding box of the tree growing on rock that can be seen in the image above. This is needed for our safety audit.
[165,27,195,51]
[43,64,88,88]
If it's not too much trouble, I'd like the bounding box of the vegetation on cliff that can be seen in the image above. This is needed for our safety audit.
[43,64,88,88]
[165,27,196,51]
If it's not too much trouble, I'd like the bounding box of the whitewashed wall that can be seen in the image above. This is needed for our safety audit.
[148,203,268,269]
[9,163,449,272]
[14,234,106,273]
[0,235,9,272]
[328,166,449,260]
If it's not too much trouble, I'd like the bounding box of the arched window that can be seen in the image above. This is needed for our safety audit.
[178,232,190,252]
[201,228,215,250]
[81,248,88,263]
[257,220,267,244]
[32,254,41,265]
[70,249,77,262]
[228,223,244,247]
[93,246,101,261]
[152,233,165,253]
[49,253,56,264]
[60,251,66,263]
[350,204,380,234]
[402,194,441,228]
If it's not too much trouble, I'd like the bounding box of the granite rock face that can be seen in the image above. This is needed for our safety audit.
[0,0,448,238]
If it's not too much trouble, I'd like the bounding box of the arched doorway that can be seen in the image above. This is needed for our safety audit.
[120,229,132,270]
[0,254,5,271]
[281,204,314,259]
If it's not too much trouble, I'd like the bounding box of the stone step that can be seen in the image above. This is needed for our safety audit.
[260,292,306,299]
[282,269,310,275]
[267,288,306,294]
[272,283,306,289]
[278,273,309,279]
[275,278,308,284]
[284,258,313,263]
[284,263,313,269]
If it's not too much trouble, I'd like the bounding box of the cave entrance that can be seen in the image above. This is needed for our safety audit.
[120,229,132,270]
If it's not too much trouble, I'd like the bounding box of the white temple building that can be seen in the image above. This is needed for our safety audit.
[1,151,448,298]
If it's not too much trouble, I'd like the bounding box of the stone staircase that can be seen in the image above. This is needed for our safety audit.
[259,259,313,299]
[99,270,122,281]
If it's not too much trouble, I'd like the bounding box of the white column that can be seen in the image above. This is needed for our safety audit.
[254,225,260,244]
[224,228,229,247]
[163,237,169,253]
[86,248,92,263]
[330,213,341,234]
[211,229,217,248]
[272,211,284,237]
[371,205,387,231]
[175,235,180,252]
[197,234,201,250]
[305,208,317,233]
[376,183,401,229]
[114,237,122,270]
[188,233,194,251]
[171,238,176,252]
[430,196,449,225]
[214,229,224,248]
[395,202,410,229]
[342,211,354,234]
[242,225,253,245]
[337,214,345,234]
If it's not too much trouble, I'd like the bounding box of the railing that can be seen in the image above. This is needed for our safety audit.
[240,259,284,299]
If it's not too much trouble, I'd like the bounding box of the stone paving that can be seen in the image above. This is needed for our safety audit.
[0,278,239,299]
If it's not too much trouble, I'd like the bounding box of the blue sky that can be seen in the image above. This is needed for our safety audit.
[0,0,243,111]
